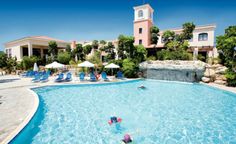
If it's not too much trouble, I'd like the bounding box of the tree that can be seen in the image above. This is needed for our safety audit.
[87,50,102,66]
[66,44,72,53]
[72,44,85,61]
[181,22,196,41]
[104,42,116,60]
[156,22,195,60]
[150,26,160,46]
[162,30,175,45]
[92,40,99,50]
[83,44,92,55]
[99,40,107,52]
[117,35,135,59]
[57,52,71,64]
[133,45,147,63]
[6,56,17,73]
[217,26,236,67]
[0,51,7,68]
[122,59,138,78]
[216,25,236,86]
[48,41,58,60]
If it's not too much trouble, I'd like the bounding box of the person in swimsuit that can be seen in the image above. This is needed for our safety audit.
[122,134,132,144]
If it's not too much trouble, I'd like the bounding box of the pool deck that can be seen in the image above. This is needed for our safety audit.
[0,75,235,144]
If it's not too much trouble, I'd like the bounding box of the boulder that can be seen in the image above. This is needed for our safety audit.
[215,66,228,74]
[202,77,211,83]
[214,80,227,85]
[212,64,223,68]
[215,75,227,81]
[204,69,215,77]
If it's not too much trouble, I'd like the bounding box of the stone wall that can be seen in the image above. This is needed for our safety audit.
[201,64,228,85]
[139,60,206,82]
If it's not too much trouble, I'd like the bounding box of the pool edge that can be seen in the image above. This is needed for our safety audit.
[1,89,39,144]
[1,79,141,144]
[2,78,235,144]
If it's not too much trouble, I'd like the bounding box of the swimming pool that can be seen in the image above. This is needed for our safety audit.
[11,80,236,144]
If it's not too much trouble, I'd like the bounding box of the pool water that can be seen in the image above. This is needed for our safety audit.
[11,80,236,144]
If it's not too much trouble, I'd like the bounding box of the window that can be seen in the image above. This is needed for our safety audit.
[198,33,208,41]
[23,47,29,56]
[139,28,142,34]
[8,49,12,57]
[161,37,165,43]
[138,10,143,18]
[33,48,41,57]
[139,39,142,45]
[5,49,8,57]
[6,49,12,57]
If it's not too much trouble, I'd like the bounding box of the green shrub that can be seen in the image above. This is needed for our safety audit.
[156,49,192,60]
[21,56,39,70]
[147,56,156,61]
[57,52,71,64]
[16,62,23,70]
[69,60,77,65]
[225,69,236,87]
[109,59,123,67]
[0,51,7,68]
[46,56,54,64]
[122,59,138,78]
[197,54,206,62]
[6,57,17,73]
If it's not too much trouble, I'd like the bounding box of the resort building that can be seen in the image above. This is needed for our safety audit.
[133,4,217,58]
[4,36,70,61]
[4,4,217,61]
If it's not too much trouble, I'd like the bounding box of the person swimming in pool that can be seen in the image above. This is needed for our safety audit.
[108,116,122,125]
[122,134,132,144]
[138,85,146,89]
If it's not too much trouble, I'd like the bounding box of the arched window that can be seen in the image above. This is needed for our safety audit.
[198,33,208,41]
[138,10,144,18]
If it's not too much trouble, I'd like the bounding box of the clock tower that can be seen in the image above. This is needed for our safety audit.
[133,4,154,47]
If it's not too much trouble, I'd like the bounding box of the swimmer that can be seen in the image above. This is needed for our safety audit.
[108,116,122,125]
[138,85,146,89]
[122,134,132,144]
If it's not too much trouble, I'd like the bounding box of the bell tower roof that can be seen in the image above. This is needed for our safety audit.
[133,4,154,23]
[133,4,154,12]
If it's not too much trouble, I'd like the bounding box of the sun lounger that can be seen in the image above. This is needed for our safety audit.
[40,74,49,83]
[65,73,72,82]
[117,71,124,79]
[55,73,64,82]
[101,72,109,81]
[79,72,85,81]
[90,73,97,82]
[32,73,41,82]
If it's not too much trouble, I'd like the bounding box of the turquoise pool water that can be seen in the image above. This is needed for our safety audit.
[11,80,236,144]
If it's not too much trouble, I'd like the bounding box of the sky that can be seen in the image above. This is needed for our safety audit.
[0,0,236,51]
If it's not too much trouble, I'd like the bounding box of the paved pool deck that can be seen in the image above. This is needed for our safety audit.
[0,75,235,144]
